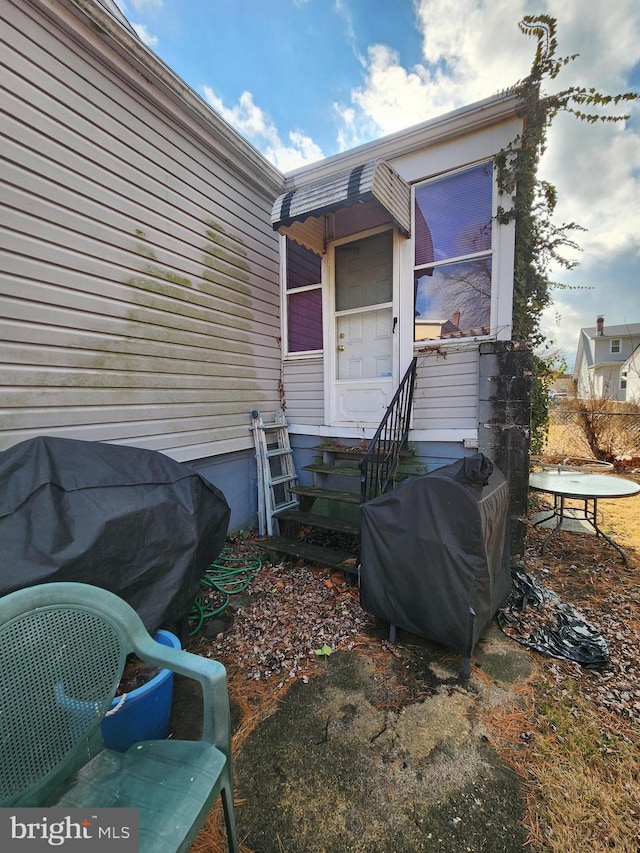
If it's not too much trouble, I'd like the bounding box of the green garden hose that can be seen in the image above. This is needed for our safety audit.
[189,547,261,635]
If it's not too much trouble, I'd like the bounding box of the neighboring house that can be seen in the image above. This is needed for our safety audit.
[621,345,640,403]
[550,374,575,400]
[1,0,530,544]
[573,317,640,402]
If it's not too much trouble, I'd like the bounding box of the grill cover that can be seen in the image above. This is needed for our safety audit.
[0,436,230,634]
[359,453,510,658]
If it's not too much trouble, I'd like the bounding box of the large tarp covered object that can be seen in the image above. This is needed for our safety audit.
[0,436,230,634]
[359,453,511,661]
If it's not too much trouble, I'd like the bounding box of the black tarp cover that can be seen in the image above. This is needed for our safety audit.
[359,453,511,658]
[0,436,230,634]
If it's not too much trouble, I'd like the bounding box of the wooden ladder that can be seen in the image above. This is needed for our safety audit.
[250,409,299,537]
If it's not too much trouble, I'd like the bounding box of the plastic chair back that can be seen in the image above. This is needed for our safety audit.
[1,590,129,805]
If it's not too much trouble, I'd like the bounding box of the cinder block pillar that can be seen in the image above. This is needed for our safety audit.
[478,341,533,561]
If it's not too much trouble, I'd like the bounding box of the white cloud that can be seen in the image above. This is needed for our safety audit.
[333,43,462,149]
[539,296,590,369]
[333,0,532,149]
[131,22,157,46]
[112,1,159,45]
[540,115,640,265]
[201,86,324,172]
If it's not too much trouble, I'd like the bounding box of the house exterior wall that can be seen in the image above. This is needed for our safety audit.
[1,0,284,525]
[1,0,529,535]
[574,325,640,401]
[624,347,640,403]
[280,104,522,456]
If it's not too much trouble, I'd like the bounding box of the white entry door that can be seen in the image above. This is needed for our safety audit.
[330,230,395,425]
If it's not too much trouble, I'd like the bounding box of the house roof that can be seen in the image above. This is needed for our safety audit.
[580,322,640,339]
[72,0,284,198]
[282,91,522,183]
[94,0,138,37]
[271,160,411,254]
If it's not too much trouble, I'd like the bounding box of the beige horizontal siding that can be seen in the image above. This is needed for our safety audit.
[281,350,479,433]
[0,0,284,459]
[412,348,479,431]
[282,359,325,426]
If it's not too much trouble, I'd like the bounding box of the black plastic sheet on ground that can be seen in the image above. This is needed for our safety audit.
[0,436,230,636]
[498,570,609,668]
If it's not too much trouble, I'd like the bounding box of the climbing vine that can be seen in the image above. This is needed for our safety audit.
[495,15,639,448]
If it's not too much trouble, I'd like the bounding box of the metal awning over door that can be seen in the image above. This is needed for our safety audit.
[271,160,411,254]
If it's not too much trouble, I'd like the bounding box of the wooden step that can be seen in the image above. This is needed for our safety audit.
[311,444,367,456]
[302,463,361,477]
[259,536,358,572]
[290,485,361,504]
[311,444,413,460]
[276,508,360,537]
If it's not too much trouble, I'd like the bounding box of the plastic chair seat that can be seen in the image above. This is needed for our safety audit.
[50,740,226,853]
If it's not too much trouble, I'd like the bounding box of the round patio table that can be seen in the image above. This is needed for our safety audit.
[529,470,640,564]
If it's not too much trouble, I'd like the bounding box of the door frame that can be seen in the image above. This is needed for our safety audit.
[324,224,401,428]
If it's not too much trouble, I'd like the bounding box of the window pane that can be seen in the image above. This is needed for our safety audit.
[287,239,322,289]
[288,289,323,351]
[414,257,492,341]
[335,231,393,310]
[414,163,493,266]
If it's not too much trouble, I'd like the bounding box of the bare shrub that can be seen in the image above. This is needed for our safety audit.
[560,396,640,461]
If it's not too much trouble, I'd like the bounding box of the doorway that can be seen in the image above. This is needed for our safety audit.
[329,230,396,425]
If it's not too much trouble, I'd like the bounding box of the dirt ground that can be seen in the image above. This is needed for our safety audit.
[171,427,640,853]
[175,596,534,853]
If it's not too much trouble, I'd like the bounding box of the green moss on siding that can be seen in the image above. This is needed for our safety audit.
[203,242,251,275]
[66,220,272,416]
[125,278,253,326]
[139,264,193,288]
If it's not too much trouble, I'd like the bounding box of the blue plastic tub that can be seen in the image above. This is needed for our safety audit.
[100,629,180,752]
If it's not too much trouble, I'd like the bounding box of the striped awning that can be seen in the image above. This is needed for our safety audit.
[271,160,411,254]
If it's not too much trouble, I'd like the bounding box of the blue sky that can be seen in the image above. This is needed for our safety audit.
[114,0,640,368]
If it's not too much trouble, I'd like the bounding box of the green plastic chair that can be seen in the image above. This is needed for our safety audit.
[0,581,238,853]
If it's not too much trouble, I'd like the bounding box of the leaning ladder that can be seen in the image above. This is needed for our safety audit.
[250,409,299,536]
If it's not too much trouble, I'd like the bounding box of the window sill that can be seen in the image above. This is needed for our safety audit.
[284,351,323,361]
[413,335,496,353]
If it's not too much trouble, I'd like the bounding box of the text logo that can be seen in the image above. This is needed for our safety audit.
[0,809,138,851]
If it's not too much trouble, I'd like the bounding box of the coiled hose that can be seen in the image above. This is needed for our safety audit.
[189,546,261,636]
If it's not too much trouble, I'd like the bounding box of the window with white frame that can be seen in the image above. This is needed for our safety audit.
[610,338,621,354]
[285,238,323,353]
[620,371,627,391]
[413,161,494,342]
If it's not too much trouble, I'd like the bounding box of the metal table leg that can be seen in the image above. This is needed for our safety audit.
[537,495,627,564]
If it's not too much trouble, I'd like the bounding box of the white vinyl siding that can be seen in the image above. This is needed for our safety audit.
[282,350,478,436]
[0,0,283,460]
[281,358,325,426]
[412,348,479,432]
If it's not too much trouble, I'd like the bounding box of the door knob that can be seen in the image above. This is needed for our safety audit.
[337,345,345,352]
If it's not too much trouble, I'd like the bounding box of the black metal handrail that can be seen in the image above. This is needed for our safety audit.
[359,357,418,503]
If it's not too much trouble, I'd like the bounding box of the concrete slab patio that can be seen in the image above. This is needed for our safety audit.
[171,620,535,853]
